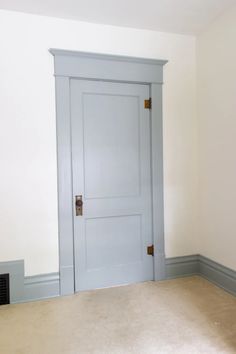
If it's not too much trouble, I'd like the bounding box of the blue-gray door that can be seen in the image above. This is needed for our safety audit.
[70,79,153,291]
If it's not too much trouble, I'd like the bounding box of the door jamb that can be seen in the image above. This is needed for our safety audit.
[50,49,168,295]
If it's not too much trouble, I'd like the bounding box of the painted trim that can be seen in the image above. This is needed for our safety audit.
[0,260,24,303]
[50,49,167,84]
[50,49,167,294]
[49,49,168,66]
[200,255,236,296]
[55,76,75,296]
[24,273,60,302]
[166,255,199,279]
[166,255,236,296]
[0,260,60,304]
[1,256,235,304]
[18,256,236,302]
[151,84,165,280]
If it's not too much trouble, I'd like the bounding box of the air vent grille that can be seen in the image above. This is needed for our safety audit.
[0,274,10,305]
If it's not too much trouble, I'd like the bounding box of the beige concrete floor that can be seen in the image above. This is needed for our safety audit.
[0,276,236,354]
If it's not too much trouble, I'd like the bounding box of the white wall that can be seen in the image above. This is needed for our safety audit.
[197,5,236,271]
[0,10,197,276]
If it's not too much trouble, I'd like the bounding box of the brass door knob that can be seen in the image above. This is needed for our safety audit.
[76,199,83,208]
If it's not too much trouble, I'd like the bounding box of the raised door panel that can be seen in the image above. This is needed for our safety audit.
[83,93,140,199]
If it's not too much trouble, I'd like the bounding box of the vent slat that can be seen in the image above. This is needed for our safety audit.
[0,273,10,305]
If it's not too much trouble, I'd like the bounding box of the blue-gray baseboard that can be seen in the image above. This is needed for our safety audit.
[0,255,235,304]
[166,254,236,296]
[0,260,59,304]
[166,255,199,279]
[24,273,60,302]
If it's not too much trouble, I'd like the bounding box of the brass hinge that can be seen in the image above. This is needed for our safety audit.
[147,245,154,256]
[144,98,152,109]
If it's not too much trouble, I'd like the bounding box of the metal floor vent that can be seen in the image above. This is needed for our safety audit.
[0,273,10,305]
